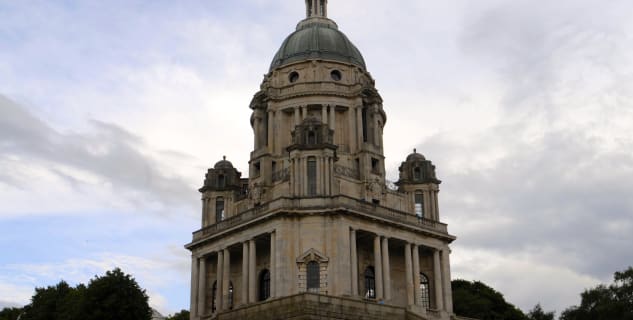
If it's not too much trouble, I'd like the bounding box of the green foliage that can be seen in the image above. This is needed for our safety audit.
[19,268,151,320]
[527,304,555,320]
[452,279,528,320]
[560,266,633,320]
[83,268,152,320]
[166,309,190,320]
[0,307,24,320]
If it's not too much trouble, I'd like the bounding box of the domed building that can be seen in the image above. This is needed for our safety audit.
[186,1,462,319]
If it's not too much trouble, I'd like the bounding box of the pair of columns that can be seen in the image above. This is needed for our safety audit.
[348,229,453,312]
[192,232,277,317]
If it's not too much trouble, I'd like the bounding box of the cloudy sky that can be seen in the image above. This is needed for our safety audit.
[1,0,632,316]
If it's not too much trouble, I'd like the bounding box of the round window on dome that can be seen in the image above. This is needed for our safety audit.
[289,72,299,83]
[330,70,342,81]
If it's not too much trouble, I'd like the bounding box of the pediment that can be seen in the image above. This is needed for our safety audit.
[296,248,329,263]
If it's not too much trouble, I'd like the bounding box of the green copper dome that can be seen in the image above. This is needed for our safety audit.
[269,20,367,72]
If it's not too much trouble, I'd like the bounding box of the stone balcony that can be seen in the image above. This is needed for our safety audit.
[191,195,452,242]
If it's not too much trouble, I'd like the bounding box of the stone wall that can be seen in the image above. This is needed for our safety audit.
[213,293,441,320]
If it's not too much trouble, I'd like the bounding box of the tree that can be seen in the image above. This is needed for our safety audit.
[452,279,528,320]
[560,266,633,320]
[0,307,23,320]
[82,268,152,320]
[166,310,190,320]
[527,304,555,320]
[20,280,82,320]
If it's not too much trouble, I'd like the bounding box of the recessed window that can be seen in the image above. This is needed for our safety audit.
[371,158,380,173]
[330,70,342,81]
[420,273,431,310]
[254,162,261,177]
[215,197,225,222]
[259,269,271,301]
[289,71,299,83]
[307,261,320,293]
[307,157,317,196]
[415,191,424,217]
[364,267,376,299]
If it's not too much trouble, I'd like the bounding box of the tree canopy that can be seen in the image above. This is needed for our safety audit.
[17,268,151,320]
[452,279,528,320]
[560,266,633,320]
[166,309,190,320]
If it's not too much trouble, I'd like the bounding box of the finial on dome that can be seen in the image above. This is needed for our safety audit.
[223,155,226,160]
[414,148,417,153]
[306,0,327,18]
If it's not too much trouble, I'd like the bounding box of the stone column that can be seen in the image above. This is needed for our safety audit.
[433,249,444,310]
[316,157,322,195]
[412,245,421,306]
[302,156,308,196]
[197,257,207,316]
[356,107,363,147]
[405,243,414,306]
[330,105,336,131]
[242,242,249,305]
[302,105,308,120]
[191,256,199,317]
[267,110,274,151]
[373,235,383,299]
[350,229,358,296]
[248,239,257,303]
[441,249,453,313]
[222,249,231,310]
[424,191,431,220]
[349,109,356,151]
[382,237,391,301]
[433,190,440,221]
[215,251,223,312]
[201,197,207,226]
[270,232,276,298]
[294,107,300,126]
[429,191,436,220]
[322,105,328,125]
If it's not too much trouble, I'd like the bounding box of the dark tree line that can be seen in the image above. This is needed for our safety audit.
[0,268,152,320]
[452,266,632,320]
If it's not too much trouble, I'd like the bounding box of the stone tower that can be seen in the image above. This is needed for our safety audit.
[186,2,458,319]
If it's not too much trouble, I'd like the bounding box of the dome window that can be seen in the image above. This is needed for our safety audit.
[289,71,299,83]
[330,70,342,81]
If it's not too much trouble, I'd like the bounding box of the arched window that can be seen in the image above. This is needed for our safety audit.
[420,273,430,309]
[415,191,424,218]
[228,281,234,309]
[307,261,320,293]
[215,197,225,222]
[211,281,218,313]
[364,266,376,299]
[259,269,270,301]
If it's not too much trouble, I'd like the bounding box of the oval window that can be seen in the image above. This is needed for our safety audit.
[289,71,299,83]
[330,70,342,81]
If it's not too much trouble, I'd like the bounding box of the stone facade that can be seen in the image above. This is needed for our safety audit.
[186,1,458,319]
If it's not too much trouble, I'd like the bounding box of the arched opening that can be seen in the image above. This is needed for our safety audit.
[307,130,317,144]
[307,261,320,293]
[259,269,271,301]
[364,266,376,299]
[215,197,225,222]
[211,280,218,313]
[420,273,430,310]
